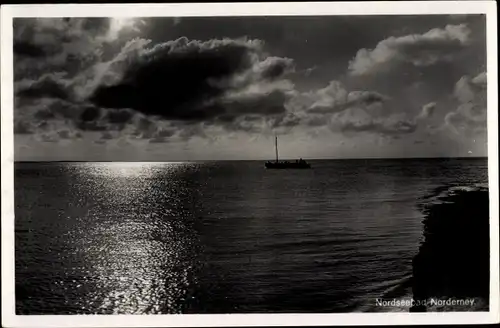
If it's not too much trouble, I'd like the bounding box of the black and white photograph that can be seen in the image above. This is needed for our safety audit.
[1,1,498,327]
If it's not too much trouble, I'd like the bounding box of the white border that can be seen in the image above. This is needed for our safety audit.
[1,2,498,327]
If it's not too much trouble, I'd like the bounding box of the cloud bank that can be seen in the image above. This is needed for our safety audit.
[349,24,471,76]
[12,16,487,158]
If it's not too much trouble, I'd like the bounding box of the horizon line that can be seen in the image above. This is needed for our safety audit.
[14,156,488,163]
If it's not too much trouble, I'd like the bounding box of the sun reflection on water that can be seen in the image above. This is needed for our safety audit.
[69,162,201,314]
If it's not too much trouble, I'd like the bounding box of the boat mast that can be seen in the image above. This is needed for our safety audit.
[275,135,279,162]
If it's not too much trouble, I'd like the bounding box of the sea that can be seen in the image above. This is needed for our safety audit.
[14,158,489,314]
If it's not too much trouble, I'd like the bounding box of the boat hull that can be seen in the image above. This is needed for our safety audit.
[265,162,311,169]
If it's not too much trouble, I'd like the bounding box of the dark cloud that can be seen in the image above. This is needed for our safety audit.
[302,115,328,127]
[14,121,34,134]
[156,129,176,138]
[14,41,47,58]
[131,116,157,138]
[104,108,134,124]
[34,127,82,143]
[33,108,56,120]
[16,73,72,100]
[33,98,80,121]
[80,105,102,122]
[149,136,168,143]
[98,131,114,141]
[13,18,141,81]
[28,101,135,133]
[89,37,294,124]
[14,96,144,142]
[37,121,49,130]
[349,91,389,105]
[18,99,108,134]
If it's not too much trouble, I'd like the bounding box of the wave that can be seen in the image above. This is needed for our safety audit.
[419,183,488,206]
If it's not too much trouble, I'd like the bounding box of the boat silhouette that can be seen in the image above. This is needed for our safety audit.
[265,136,311,169]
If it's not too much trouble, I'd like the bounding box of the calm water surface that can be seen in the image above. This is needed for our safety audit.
[15,158,488,314]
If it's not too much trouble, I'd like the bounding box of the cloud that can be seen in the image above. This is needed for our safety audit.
[14,20,448,144]
[12,18,150,143]
[75,106,142,132]
[330,108,417,136]
[130,116,157,139]
[156,128,176,138]
[15,97,81,132]
[453,72,486,105]
[93,131,116,144]
[444,107,485,136]
[107,18,145,42]
[178,123,208,141]
[15,73,73,100]
[100,131,114,140]
[14,41,47,57]
[417,102,437,120]
[102,108,135,131]
[264,80,393,135]
[148,136,171,143]
[471,71,487,87]
[58,129,82,140]
[444,71,486,135]
[144,126,177,143]
[12,19,411,143]
[14,95,143,141]
[39,134,59,143]
[34,128,82,143]
[305,81,348,112]
[71,37,154,100]
[349,24,471,75]
[454,76,475,103]
[303,66,318,77]
[89,37,294,123]
[14,121,34,134]
[284,80,389,118]
[264,79,418,137]
[13,18,144,80]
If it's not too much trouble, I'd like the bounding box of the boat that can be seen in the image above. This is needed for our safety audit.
[265,136,311,169]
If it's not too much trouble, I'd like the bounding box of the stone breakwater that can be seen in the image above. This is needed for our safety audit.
[411,185,490,312]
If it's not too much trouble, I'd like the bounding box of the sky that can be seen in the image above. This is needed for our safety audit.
[12,14,488,161]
